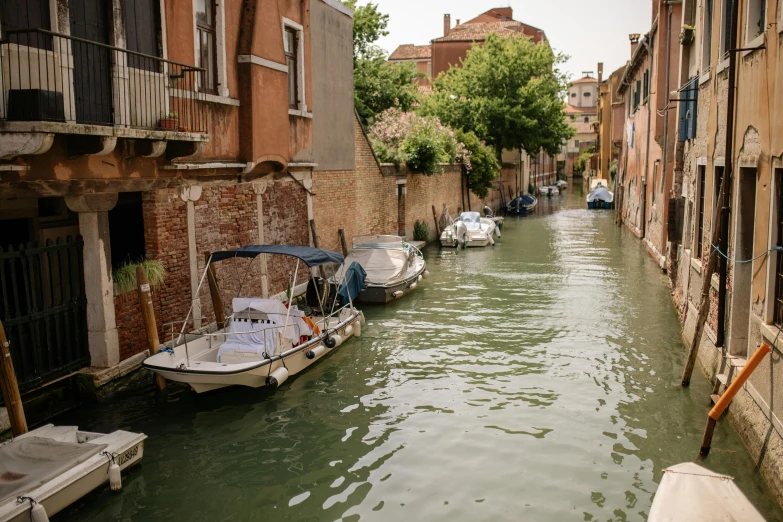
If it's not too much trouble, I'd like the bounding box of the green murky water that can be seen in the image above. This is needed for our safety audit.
[54,187,783,521]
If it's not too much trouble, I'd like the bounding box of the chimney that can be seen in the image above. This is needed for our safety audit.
[597,62,604,83]
[629,34,641,57]
[456,19,460,26]
[444,14,451,37]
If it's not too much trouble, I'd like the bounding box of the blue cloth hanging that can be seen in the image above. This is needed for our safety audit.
[338,262,367,305]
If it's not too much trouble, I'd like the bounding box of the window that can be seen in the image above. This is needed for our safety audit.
[124,0,161,71]
[746,0,766,41]
[679,77,698,141]
[720,0,733,58]
[696,165,707,257]
[196,0,217,94]
[0,0,51,49]
[643,70,649,104]
[584,92,591,97]
[775,169,783,324]
[584,117,589,123]
[634,80,641,111]
[284,28,299,109]
[108,193,146,271]
[702,0,714,73]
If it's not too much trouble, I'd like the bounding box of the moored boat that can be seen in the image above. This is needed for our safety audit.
[342,235,427,304]
[587,184,614,209]
[648,462,765,521]
[0,425,146,522]
[440,211,497,248]
[556,179,568,190]
[507,194,538,215]
[143,245,364,393]
[538,185,559,197]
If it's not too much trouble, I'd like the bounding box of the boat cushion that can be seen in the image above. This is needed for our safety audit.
[0,436,107,503]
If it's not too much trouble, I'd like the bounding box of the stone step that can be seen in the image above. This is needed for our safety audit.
[727,356,747,369]
[710,394,721,405]
[716,373,729,386]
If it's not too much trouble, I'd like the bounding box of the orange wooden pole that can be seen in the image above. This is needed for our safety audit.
[136,266,166,390]
[700,343,772,456]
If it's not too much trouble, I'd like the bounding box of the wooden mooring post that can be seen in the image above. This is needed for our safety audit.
[136,266,166,390]
[431,205,441,236]
[205,252,226,329]
[0,318,27,436]
[700,343,772,456]
[338,229,349,257]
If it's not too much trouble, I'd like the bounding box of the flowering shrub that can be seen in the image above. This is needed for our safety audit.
[369,109,465,174]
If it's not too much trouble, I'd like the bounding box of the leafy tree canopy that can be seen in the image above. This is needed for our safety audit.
[343,1,421,124]
[422,33,574,158]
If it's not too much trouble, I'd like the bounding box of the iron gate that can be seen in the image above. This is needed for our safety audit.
[0,236,90,391]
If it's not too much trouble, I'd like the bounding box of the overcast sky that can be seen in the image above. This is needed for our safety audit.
[371,0,653,82]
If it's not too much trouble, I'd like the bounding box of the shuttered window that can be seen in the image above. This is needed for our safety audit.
[124,0,161,71]
[285,28,299,109]
[776,169,783,325]
[679,77,698,141]
[696,166,707,258]
[196,0,217,94]
[0,0,51,49]
[643,70,649,104]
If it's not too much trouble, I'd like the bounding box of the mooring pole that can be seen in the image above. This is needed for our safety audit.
[432,205,441,237]
[0,319,27,436]
[205,252,226,330]
[136,266,166,390]
[338,229,349,258]
[700,343,772,456]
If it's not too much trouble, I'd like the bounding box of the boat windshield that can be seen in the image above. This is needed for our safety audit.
[352,235,405,250]
[459,212,481,224]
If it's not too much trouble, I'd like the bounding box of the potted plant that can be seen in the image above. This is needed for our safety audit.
[160,111,178,131]
[680,24,695,45]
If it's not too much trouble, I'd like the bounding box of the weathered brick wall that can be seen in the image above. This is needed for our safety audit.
[113,189,189,361]
[404,166,464,241]
[312,117,398,253]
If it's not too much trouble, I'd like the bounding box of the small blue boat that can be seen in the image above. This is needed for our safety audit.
[506,195,538,215]
[587,186,614,209]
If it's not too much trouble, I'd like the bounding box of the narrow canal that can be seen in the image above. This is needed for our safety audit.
[55,187,783,521]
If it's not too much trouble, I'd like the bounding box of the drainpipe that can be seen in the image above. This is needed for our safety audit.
[641,32,654,239]
[717,0,740,348]
[661,1,679,249]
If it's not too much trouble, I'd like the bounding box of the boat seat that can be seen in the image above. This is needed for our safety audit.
[217,350,266,365]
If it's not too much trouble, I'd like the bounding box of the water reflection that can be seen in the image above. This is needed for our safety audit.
[55,187,782,521]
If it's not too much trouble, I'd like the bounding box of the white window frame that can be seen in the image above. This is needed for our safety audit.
[744,0,767,48]
[718,0,732,62]
[282,17,306,114]
[701,0,714,75]
[764,162,783,324]
[192,0,229,98]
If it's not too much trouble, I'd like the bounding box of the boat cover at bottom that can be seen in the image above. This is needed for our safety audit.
[0,437,107,503]
[587,186,613,203]
[648,462,765,521]
[344,248,409,285]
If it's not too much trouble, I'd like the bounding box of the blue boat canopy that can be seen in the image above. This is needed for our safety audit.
[210,245,344,266]
[587,187,613,203]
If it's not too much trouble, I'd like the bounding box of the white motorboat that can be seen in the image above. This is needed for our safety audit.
[587,184,615,209]
[649,462,765,521]
[342,235,427,304]
[144,245,364,393]
[556,179,568,190]
[538,185,560,197]
[440,211,497,248]
[0,424,146,522]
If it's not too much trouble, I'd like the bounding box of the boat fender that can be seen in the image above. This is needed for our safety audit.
[326,335,343,348]
[266,367,289,388]
[109,461,122,491]
[422,270,430,279]
[359,311,366,326]
[306,345,326,360]
[418,275,423,282]
[344,325,354,337]
[489,234,495,246]
[408,282,417,290]
[31,501,49,522]
[391,290,404,298]
[353,321,362,338]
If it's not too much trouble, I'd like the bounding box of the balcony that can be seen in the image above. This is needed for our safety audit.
[0,28,208,145]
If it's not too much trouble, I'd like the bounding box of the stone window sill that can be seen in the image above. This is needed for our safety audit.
[691,256,702,274]
[742,33,766,57]
[716,58,730,74]
[289,109,313,119]
[699,71,711,86]
[760,322,783,354]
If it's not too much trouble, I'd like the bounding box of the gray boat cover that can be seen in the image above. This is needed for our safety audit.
[344,248,409,285]
[587,186,614,203]
[0,436,107,503]
[648,462,765,521]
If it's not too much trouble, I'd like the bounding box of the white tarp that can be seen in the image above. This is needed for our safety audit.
[219,299,313,359]
[345,248,408,285]
[648,462,765,522]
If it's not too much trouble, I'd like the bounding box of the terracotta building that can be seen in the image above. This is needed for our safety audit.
[387,44,432,89]
[609,0,783,504]
[596,63,626,187]
[562,72,599,179]
[0,0,352,392]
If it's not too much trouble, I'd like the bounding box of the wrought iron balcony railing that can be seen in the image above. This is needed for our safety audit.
[1,28,208,134]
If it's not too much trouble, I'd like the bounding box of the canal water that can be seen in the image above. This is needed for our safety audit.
[55,187,783,521]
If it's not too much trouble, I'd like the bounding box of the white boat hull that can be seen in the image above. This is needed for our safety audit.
[145,309,364,393]
[0,426,146,522]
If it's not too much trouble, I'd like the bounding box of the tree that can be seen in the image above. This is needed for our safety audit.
[343,1,420,124]
[422,33,574,159]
